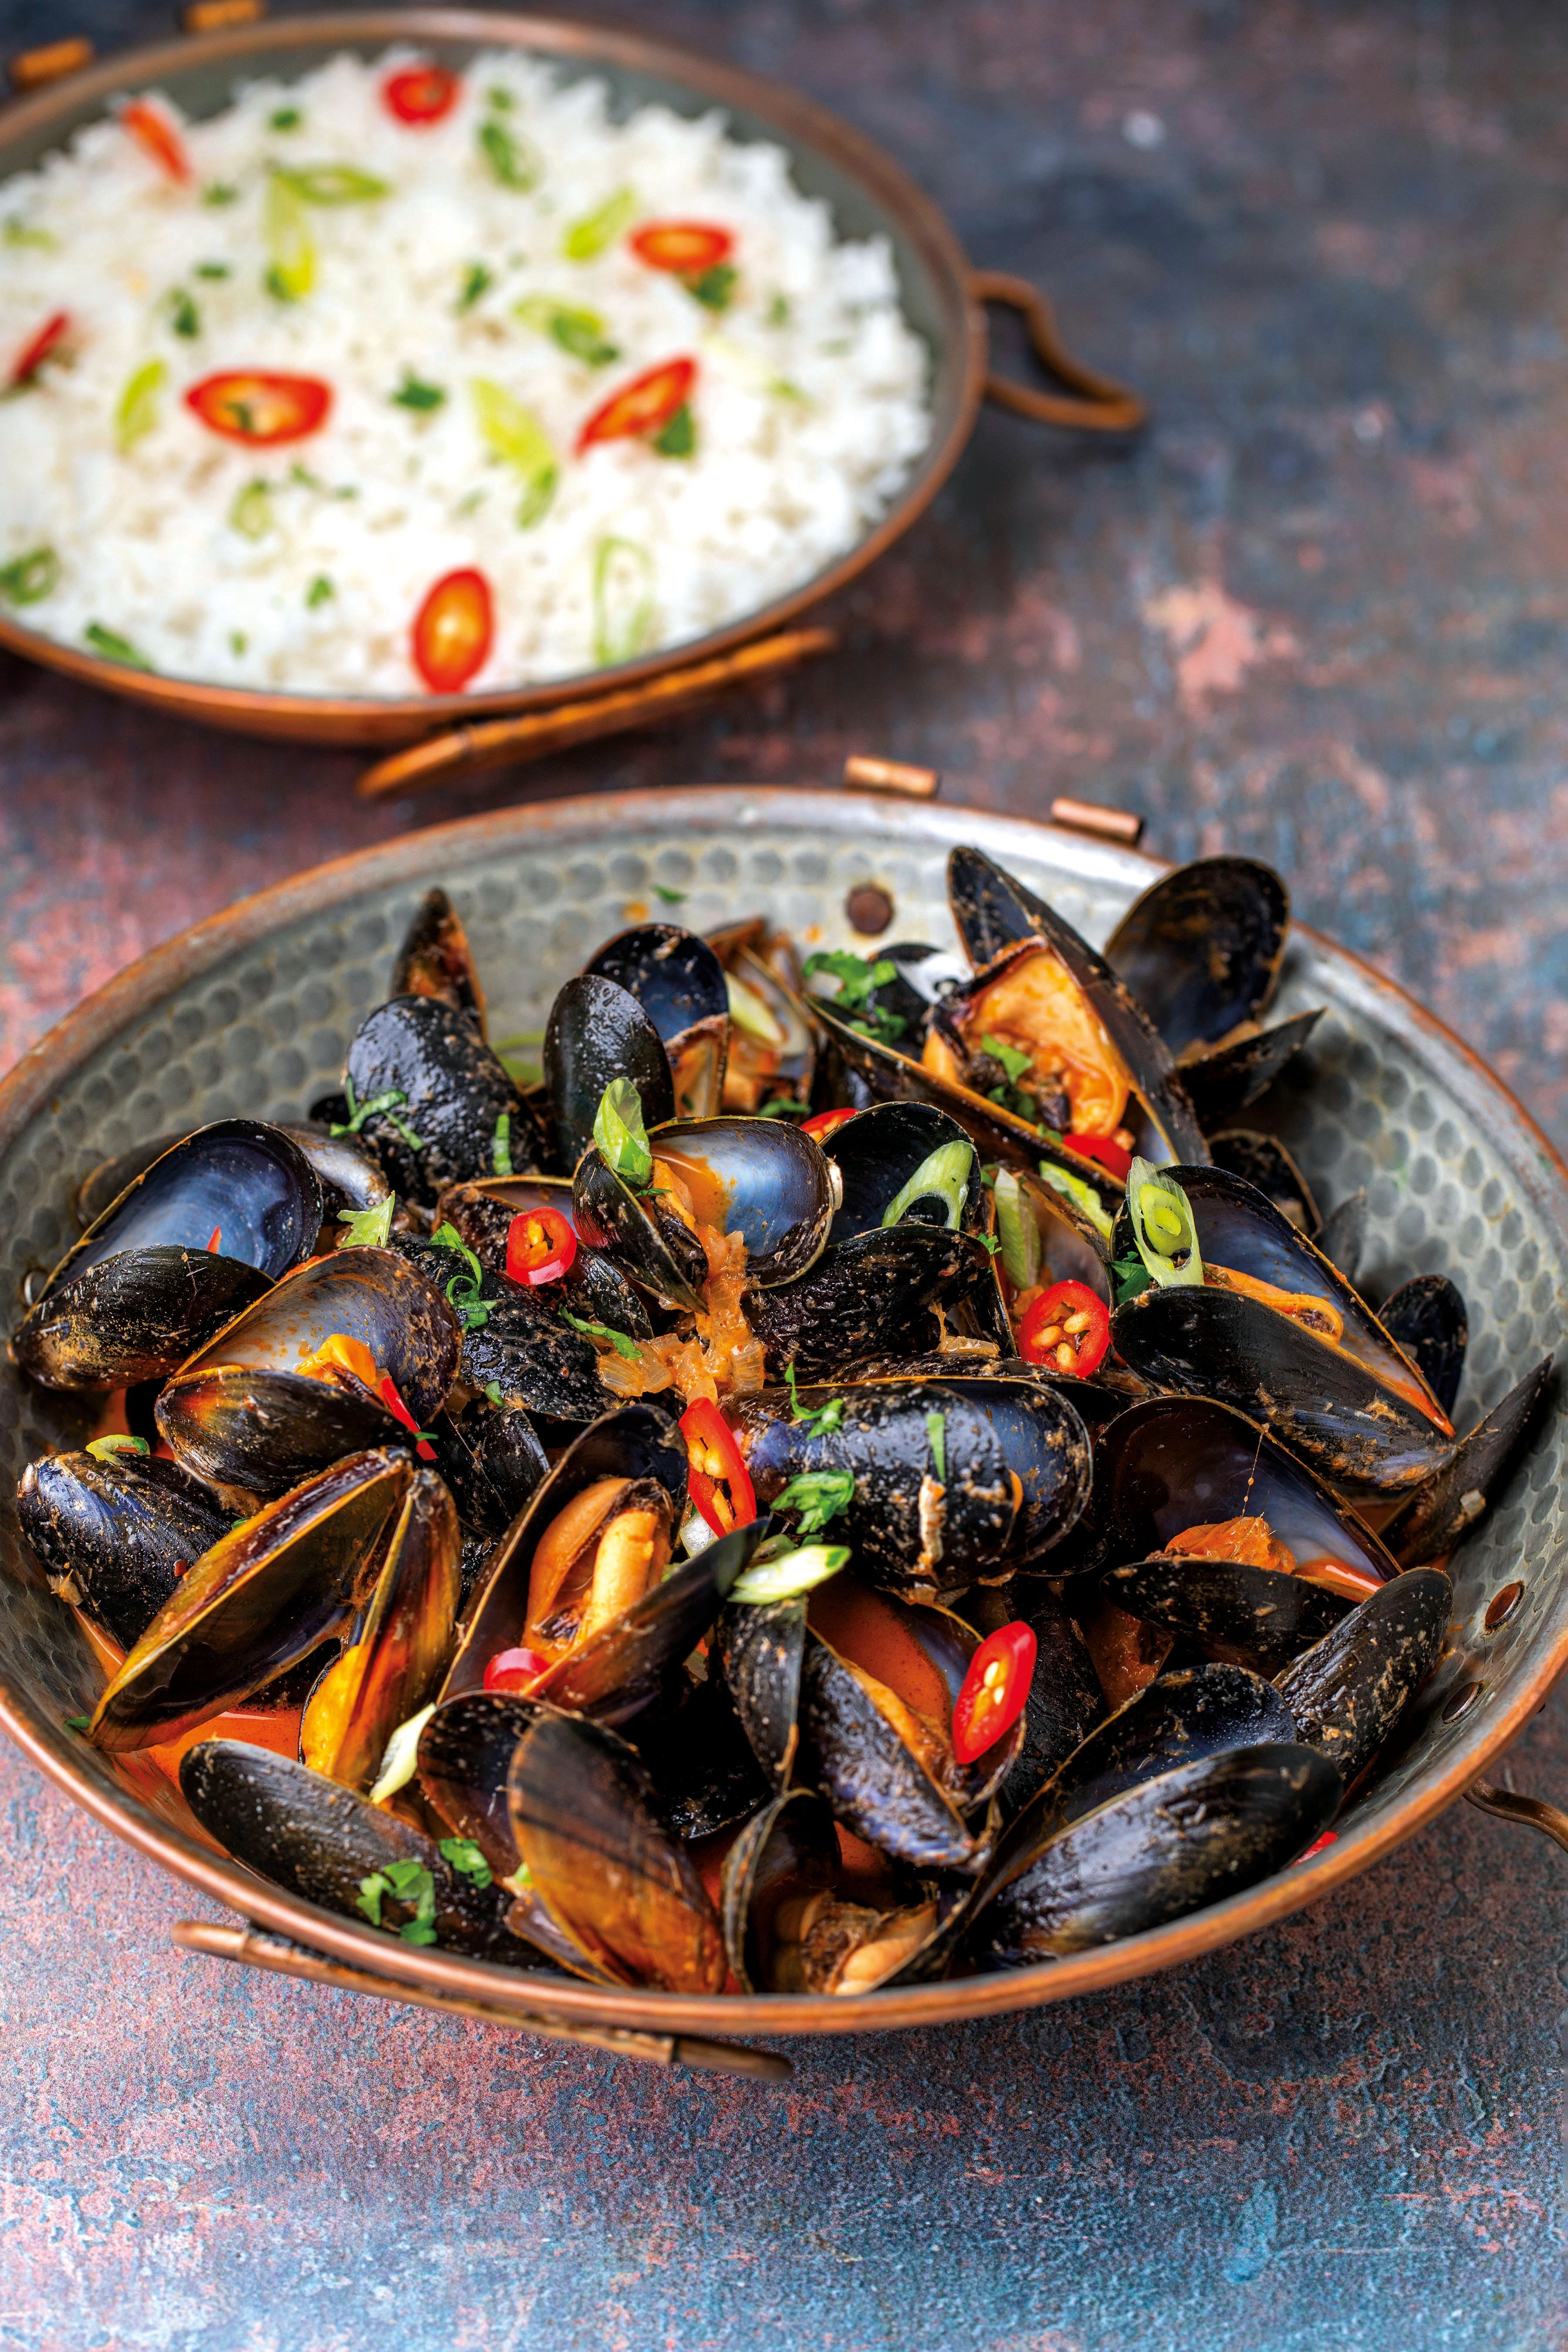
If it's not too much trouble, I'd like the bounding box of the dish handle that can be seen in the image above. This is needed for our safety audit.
[1465,1773,1568,1855]
[171,1919,791,2078]
[973,270,1146,434]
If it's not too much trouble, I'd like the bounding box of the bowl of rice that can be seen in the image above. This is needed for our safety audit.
[0,9,1140,750]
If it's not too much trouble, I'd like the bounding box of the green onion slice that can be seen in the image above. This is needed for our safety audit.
[881,1139,974,1232]
[1126,1158,1203,1287]
[726,971,784,1045]
[115,358,166,455]
[990,1166,1041,1290]
[563,186,636,260]
[729,1543,851,1605]
[591,536,656,667]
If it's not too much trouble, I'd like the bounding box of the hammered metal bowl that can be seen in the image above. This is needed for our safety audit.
[1,788,1562,2061]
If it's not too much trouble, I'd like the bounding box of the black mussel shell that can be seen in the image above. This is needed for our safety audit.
[73,1129,185,1228]
[155,1247,462,1495]
[431,1396,550,1537]
[506,1706,727,1991]
[923,1375,1093,1566]
[545,974,675,1172]
[1102,1552,1350,1672]
[15,1119,323,1392]
[180,1738,519,1960]
[964,1743,1341,1969]
[720,1788,841,1993]
[714,1596,807,1793]
[344,996,544,1205]
[1314,1189,1368,1284]
[649,1118,835,1285]
[459,1526,493,1610]
[283,1125,392,1219]
[1379,1356,1553,1568]
[17,1448,232,1652]
[572,1149,709,1312]
[1276,1567,1451,1788]
[1043,1664,1298,1829]
[299,1467,461,1795]
[526,1517,765,1725]
[1210,1130,1319,1233]
[993,1589,1106,1818]
[797,1632,977,1872]
[633,1671,772,1839]
[89,1449,412,1751]
[1090,1395,1400,1584]
[1179,1010,1324,1130]
[738,1380,1018,1600]
[944,846,1210,1165]
[433,1176,654,1337]
[442,1402,687,1700]
[822,1101,985,1246]
[391,887,487,1033]
[1378,1274,1467,1419]
[584,923,730,1120]
[1104,858,1289,1054]
[747,1226,994,1379]
[387,1233,608,1431]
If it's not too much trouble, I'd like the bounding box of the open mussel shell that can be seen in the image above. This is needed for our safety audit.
[964,1742,1341,1970]
[80,1123,393,1233]
[1044,1663,1299,1833]
[155,1247,462,1496]
[821,1101,985,1245]
[14,1119,323,1392]
[632,1670,772,1839]
[747,1225,997,1379]
[507,1705,727,1993]
[180,1738,520,1960]
[299,1467,460,1795]
[737,1379,1021,1600]
[525,1517,764,1725]
[1379,1355,1553,1568]
[433,1176,653,1337]
[88,1448,411,1752]
[1102,1553,1350,1672]
[17,1447,233,1652]
[1179,1010,1325,1130]
[430,1395,551,1537]
[1276,1567,1450,1788]
[391,886,487,1034]
[714,1596,807,1793]
[990,1589,1106,1817]
[441,1403,687,1707]
[797,1622,982,1874]
[1210,1131,1319,1233]
[1378,1274,1467,1419]
[716,940,817,1114]
[1104,858,1289,1054]
[544,974,675,1172]
[343,995,544,1205]
[572,1149,708,1312]
[944,845,1210,1165]
[919,1374,1093,1567]
[584,922,730,1121]
[387,1233,608,1432]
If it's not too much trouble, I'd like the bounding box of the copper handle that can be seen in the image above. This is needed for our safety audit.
[973,270,1146,434]
[1465,1774,1568,1855]
[8,36,94,89]
[172,1920,791,2078]
[356,625,838,801]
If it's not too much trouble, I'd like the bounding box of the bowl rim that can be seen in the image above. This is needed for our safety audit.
[0,7,987,744]
[1,783,1564,2040]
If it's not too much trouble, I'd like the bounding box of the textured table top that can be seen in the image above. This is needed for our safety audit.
[1,3,1565,2347]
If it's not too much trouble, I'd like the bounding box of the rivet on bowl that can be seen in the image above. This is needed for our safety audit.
[1484,1581,1525,1632]
[846,885,894,936]
[1442,1680,1484,1723]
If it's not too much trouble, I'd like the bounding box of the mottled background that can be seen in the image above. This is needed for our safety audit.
[0,2,1565,2346]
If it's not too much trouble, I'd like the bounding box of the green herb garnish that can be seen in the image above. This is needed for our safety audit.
[515,296,619,367]
[0,546,59,605]
[202,182,239,206]
[980,1031,1033,1086]
[230,632,247,656]
[330,1075,423,1153]
[429,1221,491,1331]
[228,478,272,541]
[492,1112,513,1176]
[477,120,540,191]
[358,1859,438,1942]
[772,1468,856,1537]
[563,186,636,260]
[925,1411,947,1484]
[64,1715,90,1733]
[593,1078,653,1188]
[306,574,334,609]
[336,1196,395,1248]
[470,378,558,530]
[167,289,199,339]
[456,261,493,313]
[84,623,152,670]
[4,217,57,249]
[758,1097,810,1121]
[559,1307,642,1363]
[262,169,315,301]
[391,372,446,412]
[684,261,736,311]
[1112,1251,1151,1307]
[86,1434,149,1461]
[484,1380,505,1406]
[195,260,231,280]
[439,1836,493,1888]
[269,106,302,131]
[766,293,791,327]
[652,402,696,459]
[784,1364,845,1436]
[802,950,905,1045]
[652,884,686,904]
[274,164,390,205]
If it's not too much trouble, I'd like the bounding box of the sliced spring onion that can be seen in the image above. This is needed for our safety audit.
[273,164,391,205]
[0,546,60,606]
[368,1701,436,1805]
[562,185,636,260]
[1035,1156,1115,1243]
[591,536,656,667]
[470,378,558,530]
[515,295,619,367]
[86,1433,149,1461]
[1126,1158,1203,1287]
[730,1542,851,1605]
[228,478,272,540]
[4,217,57,250]
[263,169,316,301]
[477,120,541,191]
[726,970,785,1045]
[84,622,153,670]
[679,1498,721,1558]
[593,1077,652,1187]
[990,1166,1041,1290]
[114,358,166,455]
[882,1138,975,1231]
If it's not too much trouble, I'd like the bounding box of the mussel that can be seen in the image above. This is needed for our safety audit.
[1377,1274,1467,1419]
[429,1395,551,1537]
[434,1174,654,1338]
[391,886,488,1032]
[544,974,675,1171]
[709,927,817,1117]
[155,1247,461,1496]
[13,1120,323,1391]
[1378,1355,1553,1568]
[583,923,730,1121]
[1275,1567,1451,1788]
[387,1231,609,1432]
[342,995,545,1205]
[747,1226,997,1379]
[17,1446,233,1652]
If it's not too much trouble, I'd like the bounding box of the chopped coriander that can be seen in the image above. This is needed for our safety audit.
[652,402,696,459]
[84,622,153,671]
[305,574,334,609]
[230,631,247,656]
[478,119,541,191]
[925,1411,947,1484]
[766,292,791,327]
[439,1836,493,1888]
[773,1468,856,1536]
[356,1870,389,1926]
[483,1380,505,1407]
[86,1433,150,1461]
[429,1221,491,1330]
[486,84,515,109]
[758,1097,810,1120]
[685,261,736,311]
[0,546,61,606]
[492,1111,513,1177]
[269,106,302,130]
[202,182,240,206]
[166,288,200,338]
[337,1195,395,1248]
[390,372,446,412]
[194,260,231,280]
[63,1715,91,1734]
[1112,1251,1151,1307]
[652,883,686,903]
[456,260,493,313]
[784,1364,845,1436]
[330,1075,422,1153]
[980,1031,1032,1086]
[803,950,905,1045]
[228,478,272,541]
[593,1078,652,1189]
[559,1308,642,1363]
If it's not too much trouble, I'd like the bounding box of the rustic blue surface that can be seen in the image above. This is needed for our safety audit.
[0,2,1565,2346]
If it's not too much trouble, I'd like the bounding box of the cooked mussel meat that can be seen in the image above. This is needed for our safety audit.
[14,1119,323,1391]
[720,1787,965,1994]
[17,1446,233,1652]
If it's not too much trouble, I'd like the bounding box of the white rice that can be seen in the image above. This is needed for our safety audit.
[0,47,931,697]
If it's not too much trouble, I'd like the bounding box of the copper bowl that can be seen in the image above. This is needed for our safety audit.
[2,787,1563,2077]
[0,8,1140,769]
